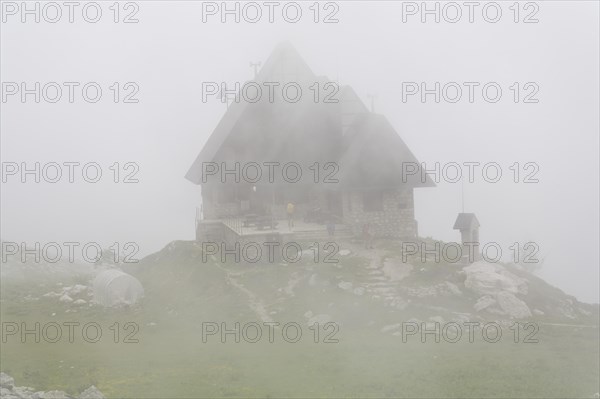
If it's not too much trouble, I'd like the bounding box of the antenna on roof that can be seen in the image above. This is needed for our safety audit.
[366,92,377,113]
[461,178,465,213]
[218,83,231,109]
[249,61,262,79]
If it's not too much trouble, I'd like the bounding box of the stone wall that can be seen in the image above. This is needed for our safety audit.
[195,220,288,264]
[342,188,417,239]
[195,220,228,241]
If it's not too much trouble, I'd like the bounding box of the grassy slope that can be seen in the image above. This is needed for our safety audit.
[1,240,598,398]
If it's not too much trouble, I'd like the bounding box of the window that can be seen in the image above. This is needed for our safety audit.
[363,190,384,212]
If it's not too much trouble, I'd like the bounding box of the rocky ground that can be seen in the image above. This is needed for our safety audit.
[125,239,598,328]
[0,373,104,399]
[4,238,596,326]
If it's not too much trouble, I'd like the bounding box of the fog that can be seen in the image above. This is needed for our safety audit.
[1,2,600,398]
[2,1,597,302]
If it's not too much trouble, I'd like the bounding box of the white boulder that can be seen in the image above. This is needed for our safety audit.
[496,291,532,319]
[474,295,497,312]
[59,294,73,303]
[0,372,14,389]
[79,385,105,399]
[463,261,528,296]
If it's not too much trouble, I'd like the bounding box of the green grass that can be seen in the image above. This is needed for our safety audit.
[1,240,598,398]
[3,309,598,398]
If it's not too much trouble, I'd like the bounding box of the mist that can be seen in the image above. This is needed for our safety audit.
[1,2,599,398]
[2,1,597,302]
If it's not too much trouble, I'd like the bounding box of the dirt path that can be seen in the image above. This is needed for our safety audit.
[214,263,273,323]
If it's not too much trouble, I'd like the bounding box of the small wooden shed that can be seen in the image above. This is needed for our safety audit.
[453,213,480,245]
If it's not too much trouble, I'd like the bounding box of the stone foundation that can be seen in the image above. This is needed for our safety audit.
[342,188,418,239]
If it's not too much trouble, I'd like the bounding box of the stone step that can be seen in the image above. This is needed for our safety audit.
[366,281,397,286]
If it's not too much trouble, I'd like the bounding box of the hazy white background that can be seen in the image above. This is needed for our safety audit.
[1,1,598,302]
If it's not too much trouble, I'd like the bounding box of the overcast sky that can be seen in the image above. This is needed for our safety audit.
[1,1,598,302]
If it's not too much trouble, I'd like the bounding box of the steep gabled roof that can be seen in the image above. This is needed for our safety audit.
[453,213,480,230]
[186,42,434,191]
[337,113,435,189]
[185,42,317,184]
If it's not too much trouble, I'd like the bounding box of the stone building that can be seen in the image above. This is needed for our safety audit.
[186,42,434,240]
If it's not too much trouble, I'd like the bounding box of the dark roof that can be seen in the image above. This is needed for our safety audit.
[185,42,434,190]
[453,213,480,230]
[185,41,316,184]
[337,113,434,189]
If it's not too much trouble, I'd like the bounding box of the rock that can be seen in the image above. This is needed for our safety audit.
[13,386,35,397]
[474,295,497,312]
[463,261,527,295]
[463,261,528,296]
[307,314,331,325]
[557,300,577,319]
[403,285,442,298]
[338,281,353,291]
[1,387,18,399]
[0,372,15,389]
[32,390,70,399]
[68,284,88,296]
[73,299,87,305]
[496,291,532,319]
[79,385,105,399]
[382,260,413,281]
[444,281,462,296]
[578,308,592,316]
[59,294,73,303]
